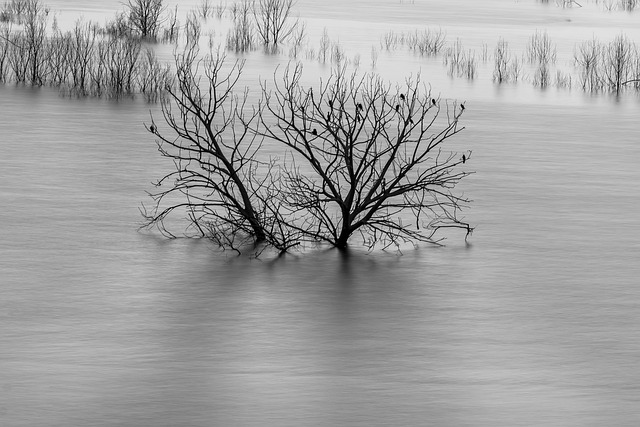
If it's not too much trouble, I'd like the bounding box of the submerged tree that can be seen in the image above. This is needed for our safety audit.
[2,0,48,85]
[227,0,255,53]
[602,34,634,95]
[142,52,473,253]
[126,0,165,40]
[140,46,299,253]
[253,0,299,51]
[258,64,473,250]
[574,38,602,92]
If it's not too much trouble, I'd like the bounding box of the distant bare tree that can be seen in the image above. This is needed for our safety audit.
[253,0,299,51]
[493,38,511,83]
[603,34,633,95]
[126,0,165,39]
[4,0,48,84]
[0,25,11,81]
[227,0,254,52]
[574,38,602,92]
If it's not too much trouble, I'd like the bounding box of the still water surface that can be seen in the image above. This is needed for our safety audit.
[1,1,640,426]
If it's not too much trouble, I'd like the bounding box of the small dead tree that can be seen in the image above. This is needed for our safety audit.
[125,0,164,40]
[602,34,634,95]
[493,38,512,83]
[574,38,602,92]
[0,0,49,84]
[259,64,473,250]
[253,0,298,51]
[226,0,254,53]
[141,46,298,253]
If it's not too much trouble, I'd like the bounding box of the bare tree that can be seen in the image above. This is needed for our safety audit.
[603,34,633,95]
[125,0,164,39]
[258,64,473,250]
[493,38,512,83]
[253,0,298,51]
[574,38,602,92]
[140,46,299,253]
[0,25,12,81]
[68,21,97,95]
[1,0,49,84]
[227,0,254,53]
[142,52,473,253]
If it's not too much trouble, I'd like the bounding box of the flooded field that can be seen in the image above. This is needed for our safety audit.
[1,1,640,426]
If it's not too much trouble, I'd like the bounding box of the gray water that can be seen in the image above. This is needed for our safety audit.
[2,1,640,426]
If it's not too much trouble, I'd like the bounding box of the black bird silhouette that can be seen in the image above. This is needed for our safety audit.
[399,93,405,101]
[462,154,466,164]
[149,124,155,133]
[312,128,318,136]
[460,103,465,111]
[357,103,363,110]
[431,99,436,106]
[395,104,400,112]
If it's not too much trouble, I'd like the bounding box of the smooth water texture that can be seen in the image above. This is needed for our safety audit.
[2,1,640,426]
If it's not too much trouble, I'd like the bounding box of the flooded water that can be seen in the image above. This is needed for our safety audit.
[2,1,640,426]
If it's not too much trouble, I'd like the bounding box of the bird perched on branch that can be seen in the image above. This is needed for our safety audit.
[431,99,437,106]
[462,154,466,164]
[149,124,156,133]
[312,128,318,136]
[399,93,405,101]
[395,104,400,112]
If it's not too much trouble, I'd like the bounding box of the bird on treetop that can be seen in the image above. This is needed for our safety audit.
[460,103,465,111]
[462,154,466,163]
[431,99,436,106]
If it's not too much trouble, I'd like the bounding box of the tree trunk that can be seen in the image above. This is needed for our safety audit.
[335,208,351,249]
